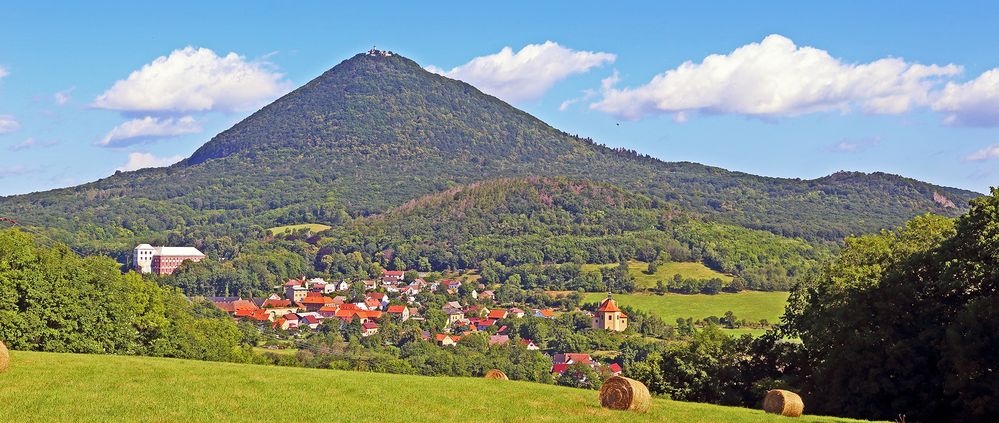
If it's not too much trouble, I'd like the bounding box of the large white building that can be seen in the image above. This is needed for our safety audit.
[133,244,205,275]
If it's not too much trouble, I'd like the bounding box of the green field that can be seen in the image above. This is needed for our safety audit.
[267,223,332,235]
[583,291,790,324]
[0,351,864,422]
[582,260,733,288]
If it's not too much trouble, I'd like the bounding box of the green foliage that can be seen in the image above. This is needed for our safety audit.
[0,229,248,363]
[783,191,999,421]
[318,178,826,291]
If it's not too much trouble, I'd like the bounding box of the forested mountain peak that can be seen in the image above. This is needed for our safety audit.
[0,50,982,256]
[186,51,576,165]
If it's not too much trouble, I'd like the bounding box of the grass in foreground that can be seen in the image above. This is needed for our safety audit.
[583,291,790,324]
[582,260,733,288]
[0,351,865,423]
[267,223,332,235]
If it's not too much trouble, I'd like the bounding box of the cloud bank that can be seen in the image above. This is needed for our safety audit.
[428,41,615,103]
[98,116,201,147]
[966,144,999,161]
[116,152,185,172]
[0,115,20,134]
[591,34,962,121]
[93,46,289,114]
[932,69,999,127]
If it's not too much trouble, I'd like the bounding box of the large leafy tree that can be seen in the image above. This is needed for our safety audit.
[0,229,247,363]
[784,189,999,421]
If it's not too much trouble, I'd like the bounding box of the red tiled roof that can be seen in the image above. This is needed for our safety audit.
[487,309,508,319]
[262,298,292,308]
[250,310,271,321]
[362,321,379,330]
[301,295,334,305]
[382,270,405,277]
[608,363,622,373]
[551,364,570,374]
[553,353,593,365]
[537,309,555,317]
[387,305,407,313]
[596,297,621,313]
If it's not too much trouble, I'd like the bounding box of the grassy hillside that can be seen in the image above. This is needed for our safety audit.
[582,260,733,288]
[583,291,790,324]
[268,223,332,235]
[0,351,866,422]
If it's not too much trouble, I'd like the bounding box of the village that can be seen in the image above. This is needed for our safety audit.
[205,268,627,379]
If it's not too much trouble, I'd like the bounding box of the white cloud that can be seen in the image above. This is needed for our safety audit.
[966,144,999,161]
[829,136,882,153]
[591,34,961,120]
[98,116,201,147]
[9,137,57,152]
[9,138,35,151]
[427,41,615,103]
[0,65,7,79]
[93,46,289,113]
[932,69,999,127]
[116,152,185,172]
[0,115,20,134]
[54,87,75,105]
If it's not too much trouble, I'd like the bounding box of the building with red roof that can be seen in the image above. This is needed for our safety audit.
[361,321,380,337]
[592,294,628,332]
[387,305,410,321]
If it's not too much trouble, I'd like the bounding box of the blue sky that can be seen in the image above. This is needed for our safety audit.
[1,1,997,196]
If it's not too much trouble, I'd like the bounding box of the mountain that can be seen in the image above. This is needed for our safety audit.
[0,51,980,255]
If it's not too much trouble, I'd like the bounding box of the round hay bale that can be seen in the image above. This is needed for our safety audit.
[763,389,804,417]
[484,369,508,380]
[0,341,9,373]
[599,376,651,413]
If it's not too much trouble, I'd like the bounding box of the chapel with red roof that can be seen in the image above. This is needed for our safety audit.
[591,294,628,332]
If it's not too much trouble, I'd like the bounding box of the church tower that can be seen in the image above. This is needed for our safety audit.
[592,294,628,331]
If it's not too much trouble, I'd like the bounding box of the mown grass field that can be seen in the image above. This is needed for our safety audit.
[582,260,733,288]
[583,291,790,324]
[0,351,865,423]
[267,223,332,235]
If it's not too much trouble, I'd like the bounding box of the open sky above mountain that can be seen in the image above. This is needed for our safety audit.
[0,1,997,195]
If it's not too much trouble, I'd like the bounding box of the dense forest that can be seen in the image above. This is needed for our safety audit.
[0,52,978,263]
[317,177,826,292]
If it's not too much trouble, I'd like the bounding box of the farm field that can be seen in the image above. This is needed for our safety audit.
[582,291,790,324]
[0,351,866,423]
[582,260,733,288]
[267,223,332,235]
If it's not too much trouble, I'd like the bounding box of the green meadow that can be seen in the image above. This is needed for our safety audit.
[0,351,866,423]
[582,260,733,288]
[267,223,333,235]
[583,291,790,324]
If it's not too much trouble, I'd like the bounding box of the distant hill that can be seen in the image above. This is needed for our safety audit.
[0,351,866,423]
[0,51,980,256]
[320,177,825,291]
